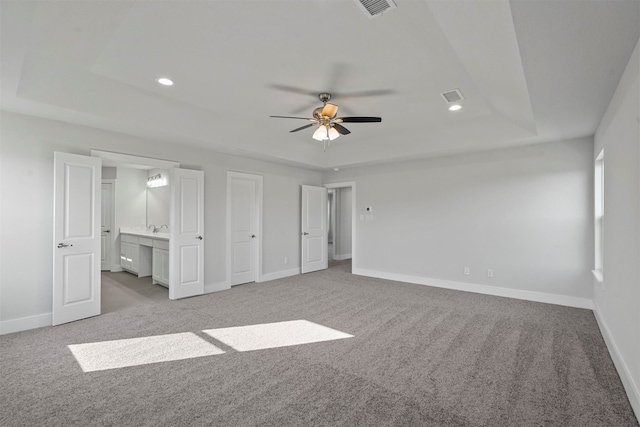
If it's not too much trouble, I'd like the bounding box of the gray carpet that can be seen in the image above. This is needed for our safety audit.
[1,263,637,426]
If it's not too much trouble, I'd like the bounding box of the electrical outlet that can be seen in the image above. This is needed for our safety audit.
[464,266,470,276]
[487,269,494,278]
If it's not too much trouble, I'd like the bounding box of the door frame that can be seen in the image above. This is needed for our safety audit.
[324,182,356,269]
[91,150,180,284]
[328,189,336,260]
[226,171,263,286]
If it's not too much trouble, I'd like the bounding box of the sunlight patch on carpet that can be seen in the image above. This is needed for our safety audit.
[68,332,225,372]
[202,319,353,352]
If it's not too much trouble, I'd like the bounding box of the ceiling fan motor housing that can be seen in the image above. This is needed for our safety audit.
[318,93,332,103]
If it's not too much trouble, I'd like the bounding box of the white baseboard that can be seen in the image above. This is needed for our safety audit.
[259,268,300,282]
[333,253,352,261]
[204,281,230,294]
[0,313,52,335]
[352,267,593,310]
[593,301,640,419]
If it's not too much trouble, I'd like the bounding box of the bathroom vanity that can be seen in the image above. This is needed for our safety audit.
[120,228,170,287]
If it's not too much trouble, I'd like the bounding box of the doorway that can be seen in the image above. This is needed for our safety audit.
[324,182,356,272]
[101,181,114,271]
[52,150,205,325]
[97,155,206,301]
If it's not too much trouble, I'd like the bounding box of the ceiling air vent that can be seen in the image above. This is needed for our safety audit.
[440,89,464,104]
[355,0,397,19]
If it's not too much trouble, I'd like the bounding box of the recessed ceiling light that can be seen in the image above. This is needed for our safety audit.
[448,104,462,111]
[156,77,174,86]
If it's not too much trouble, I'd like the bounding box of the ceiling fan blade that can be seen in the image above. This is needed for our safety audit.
[336,117,382,123]
[332,123,351,135]
[270,115,314,121]
[290,124,315,133]
[269,84,317,97]
[321,103,339,118]
[339,89,395,99]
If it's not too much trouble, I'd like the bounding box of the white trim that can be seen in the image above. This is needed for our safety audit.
[593,301,640,419]
[333,253,352,261]
[591,269,604,283]
[353,267,594,309]
[91,150,180,169]
[259,268,301,282]
[0,313,52,335]
[204,281,230,294]
[226,171,263,286]
[324,182,356,270]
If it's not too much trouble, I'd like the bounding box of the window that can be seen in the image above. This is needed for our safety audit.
[593,149,604,282]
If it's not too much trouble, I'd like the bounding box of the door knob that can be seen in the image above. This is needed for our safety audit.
[302,232,309,236]
[251,235,256,238]
[104,230,110,233]
[57,243,73,248]
[196,236,203,240]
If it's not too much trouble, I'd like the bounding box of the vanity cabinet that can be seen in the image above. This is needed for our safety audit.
[120,234,152,278]
[152,239,170,288]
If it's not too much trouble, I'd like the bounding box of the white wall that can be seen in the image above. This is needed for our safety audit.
[0,112,322,331]
[593,38,640,418]
[325,137,594,307]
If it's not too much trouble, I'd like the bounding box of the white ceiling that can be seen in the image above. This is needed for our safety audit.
[1,0,638,170]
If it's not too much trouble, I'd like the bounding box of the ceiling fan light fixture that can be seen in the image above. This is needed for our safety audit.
[328,126,340,141]
[312,125,329,141]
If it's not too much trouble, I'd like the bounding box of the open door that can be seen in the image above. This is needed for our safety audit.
[169,168,204,299]
[52,152,102,325]
[301,185,328,273]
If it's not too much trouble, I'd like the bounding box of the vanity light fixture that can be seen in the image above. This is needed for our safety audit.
[147,173,168,188]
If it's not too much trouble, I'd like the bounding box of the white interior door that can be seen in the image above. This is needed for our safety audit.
[52,152,101,325]
[301,185,328,273]
[100,182,112,271]
[169,168,204,299]
[226,172,263,286]
[229,176,256,286]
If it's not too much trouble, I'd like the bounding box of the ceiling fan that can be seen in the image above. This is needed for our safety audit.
[270,93,382,149]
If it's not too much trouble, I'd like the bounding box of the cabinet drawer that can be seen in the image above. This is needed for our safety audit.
[121,234,138,244]
[153,239,170,250]
[139,237,153,247]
